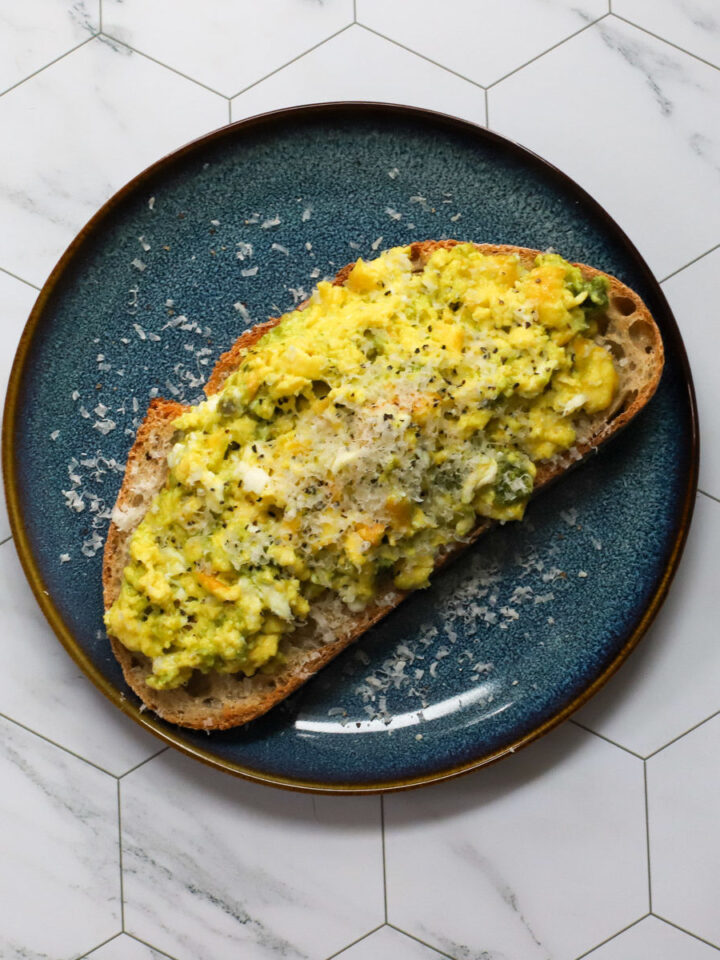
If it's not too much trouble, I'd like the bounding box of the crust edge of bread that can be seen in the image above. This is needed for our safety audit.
[102,241,664,730]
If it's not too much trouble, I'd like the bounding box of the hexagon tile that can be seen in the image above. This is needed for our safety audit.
[85,933,175,959]
[613,0,720,67]
[583,915,720,959]
[384,724,648,960]
[0,36,226,288]
[120,749,384,959]
[0,714,119,959]
[647,713,720,947]
[102,0,354,97]
[231,26,486,127]
[489,16,720,280]
[662,248,720,500]
[575,493,720,757]
[337,926,445,959]
[0,0,99,94]
[356,0,608,87]
[0,541,162,776]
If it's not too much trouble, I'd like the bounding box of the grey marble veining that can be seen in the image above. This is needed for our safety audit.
[68,0,98,37]
[384,724,646,960]
[451,843,546,954]
[355,0,607,86]
[489,16,720,277]
[102,0,355,96]
[120,750,383,960]
[614,0,720,67]
[0,715,120,959]
[0,37,226,285]
[0,0,98,93]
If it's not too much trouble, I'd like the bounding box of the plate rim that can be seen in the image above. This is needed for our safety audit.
[2,101,699,794]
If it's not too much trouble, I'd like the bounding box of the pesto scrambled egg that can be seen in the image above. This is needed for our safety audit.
[105,243,617,690]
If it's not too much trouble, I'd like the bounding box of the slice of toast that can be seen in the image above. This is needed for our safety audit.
[102,242,664,730]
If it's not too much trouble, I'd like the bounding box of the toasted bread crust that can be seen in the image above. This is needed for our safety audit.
[102,242,664,729]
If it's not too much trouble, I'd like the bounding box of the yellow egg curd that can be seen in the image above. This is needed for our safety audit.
[105,243,616,689]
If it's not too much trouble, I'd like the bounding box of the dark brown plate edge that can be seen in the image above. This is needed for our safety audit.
[1,101,699,794]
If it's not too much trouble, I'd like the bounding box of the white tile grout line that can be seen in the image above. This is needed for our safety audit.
[0,265,41,291]
[644,761,653,912]
[484,88,490,127]
[380,795,389,923]
[645,708,720,761]
[573,914,650,959]
[98,0,103,34]
[652,915,720,952]
[118,745,170,779]
[356,23,485,91]
[324,923,387,960]
[0,709,118,779]
[0,534,13,548]
[486,10,720,99]
[229,22,355,100]
[77,930,124,958]
[660,242,720,284]
[611,13,720,74]
[386,923,457,959]
[127,931,185,960]
[699,489,720,506]
[117,780,125,932]
[576,702,720,766]
[485,13,610,90]
[98,33,231,100]
[0,35,97,99]
[352,0,357,23]
[569,719,645,759]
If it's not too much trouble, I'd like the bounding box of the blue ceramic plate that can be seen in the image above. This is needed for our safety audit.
[3,104,697,793]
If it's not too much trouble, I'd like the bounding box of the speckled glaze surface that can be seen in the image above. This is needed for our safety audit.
[3,104,697,792]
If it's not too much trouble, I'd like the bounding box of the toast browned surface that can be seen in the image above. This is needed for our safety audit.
[102,242,664,729]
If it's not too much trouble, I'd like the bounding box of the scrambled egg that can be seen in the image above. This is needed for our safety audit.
[105,243,617,689]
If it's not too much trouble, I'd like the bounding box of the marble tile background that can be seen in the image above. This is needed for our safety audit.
[0,2,718,959]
